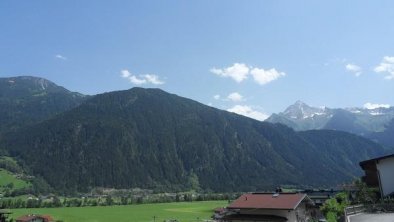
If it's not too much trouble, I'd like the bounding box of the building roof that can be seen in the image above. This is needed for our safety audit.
[16,214,54,222]
[360,153,394,169]
[228,193,309,210]
[16,215,36,222]
[41,215,54,221]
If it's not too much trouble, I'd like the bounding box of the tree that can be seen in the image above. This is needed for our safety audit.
[320,192,349,222]
[5,183,13,190]
[187,171,200,192]
[354,180,378,204]
[105,195,114,206]
[52,196,62,207]
[120,196,128,205]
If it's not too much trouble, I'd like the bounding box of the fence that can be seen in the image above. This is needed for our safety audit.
[344,204,365,222]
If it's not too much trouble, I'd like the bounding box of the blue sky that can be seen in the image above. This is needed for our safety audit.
[1,1,394,120]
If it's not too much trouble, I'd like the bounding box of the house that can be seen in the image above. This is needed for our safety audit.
[359,153,394,197]
[16,214,54,222]
[217,192,316,222]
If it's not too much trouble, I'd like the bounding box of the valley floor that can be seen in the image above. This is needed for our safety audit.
[8,200,227,222]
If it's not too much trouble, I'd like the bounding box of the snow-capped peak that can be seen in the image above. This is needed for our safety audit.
[363,103,391,110]
[283,101,328,119]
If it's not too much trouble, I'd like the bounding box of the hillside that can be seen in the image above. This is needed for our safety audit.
[0,156,33,197]
[2,88,386,193]
[0,76,88,134]
[367,119,394,148]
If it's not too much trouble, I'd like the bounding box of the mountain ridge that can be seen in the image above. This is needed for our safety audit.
[2,88,387,193]
[0,76,89,134]
[266,101,394,147]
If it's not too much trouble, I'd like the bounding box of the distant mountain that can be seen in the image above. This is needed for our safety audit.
[267,101,333,131]
[2,88,386,194]
[0,76,88,133]
[266,101,394,147]
[367,119,394,148]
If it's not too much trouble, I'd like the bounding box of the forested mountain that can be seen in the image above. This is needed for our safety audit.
[367,119,394,148]
[2,88,386,194]
[266,101,394,147]
[0,76,88,134]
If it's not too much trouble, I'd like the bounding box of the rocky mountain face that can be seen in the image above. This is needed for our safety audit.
[266,101,394,147]
[267,101,333,131]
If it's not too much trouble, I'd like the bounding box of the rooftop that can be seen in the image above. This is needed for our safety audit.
[359,153,394,169]
[228,193,310,210]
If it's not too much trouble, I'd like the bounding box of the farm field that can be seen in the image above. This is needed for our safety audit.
[9,200,228,222]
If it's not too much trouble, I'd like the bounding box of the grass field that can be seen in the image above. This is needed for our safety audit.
[0,169,30,190]
[9,201,228,222]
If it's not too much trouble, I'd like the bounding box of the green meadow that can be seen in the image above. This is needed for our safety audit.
[9,201,227,222]
[0,169,30,191]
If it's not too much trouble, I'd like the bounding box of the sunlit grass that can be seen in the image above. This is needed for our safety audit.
[10,201,227,222]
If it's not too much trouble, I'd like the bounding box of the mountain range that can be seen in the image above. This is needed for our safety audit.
[266,101,394,147]
[0,76,390,194]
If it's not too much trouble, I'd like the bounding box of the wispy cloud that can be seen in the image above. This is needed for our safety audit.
[120,69,164,85]
[213,94,221,100]
[55,54,67,60]
[227,105,268,121]
[374,56,394,80]
[345,63,362,77]
[210,63,285,85]
[227,92,243,102]
[363,102,391,109]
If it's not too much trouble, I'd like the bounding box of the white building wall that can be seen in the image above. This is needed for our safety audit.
[377,157,394,196]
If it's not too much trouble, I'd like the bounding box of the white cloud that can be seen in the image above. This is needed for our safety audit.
[227,92,243,102]
[143,74,164,85]
[55,54,67,60]
[120,69,164,85]
[363,103,391,110]
[121,70,131,78]
[345,63,362,77]
[213,94,221,100]
[210,63,249,82]
[374,56,394,80]
[250,68,286,85]
[227,105,268,121]
[211,63,286,85]
[129,75,147,85]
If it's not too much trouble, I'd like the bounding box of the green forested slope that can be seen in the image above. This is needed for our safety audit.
[367,119,394,148]
[0,76,88,133]
[2,88,386,193]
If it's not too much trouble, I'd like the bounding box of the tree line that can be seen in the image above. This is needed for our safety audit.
[0,192,238,209]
